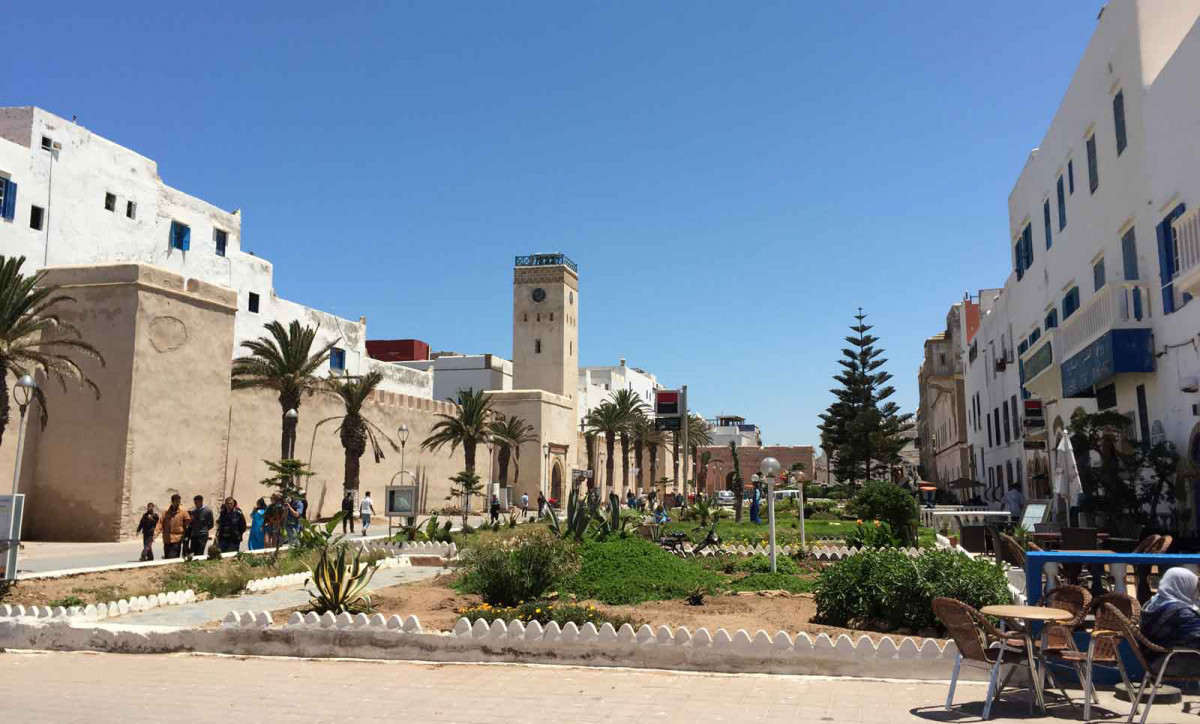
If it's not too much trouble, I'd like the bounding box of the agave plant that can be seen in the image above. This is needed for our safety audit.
[545,485,596,542]
[305,545,378,615]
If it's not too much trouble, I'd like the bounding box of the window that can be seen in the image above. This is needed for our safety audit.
[1002,403,1010,444]
[40,136,53,151]
[214,228,228,257]
[1014,223,1033,279]
[1158,204,1187,314]
[1116,228,1138,282]
[1113,90,1127,155]
[1086,134,1099,194]
[1057,176,1067,230]
[569,341,572,355]
[1136,384,1150,443]
[1045,308,1058,329]
[549,312,554,322]
[330,347,346,371]
[536,313,540,322]
[1063,287,1080,319]
[1044,199,1053,249]
[1068,160,1075,194]
[247,292,260,313]
[994,409,1001,445]
[523,313,527,322]
[988,467,995,488]
[169,220,191,250]
[1006,461,1014,486]
[1030,328,1041,343]
[126,201,136,219]
[0,177,17,222]
[104,192,116,212]
[1011,395,1020,439]
[535,339,542,354]
[1093,257,1106,291]
[29,205,44,231]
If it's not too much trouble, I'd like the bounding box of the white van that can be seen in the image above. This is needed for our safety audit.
[774,490,802,502]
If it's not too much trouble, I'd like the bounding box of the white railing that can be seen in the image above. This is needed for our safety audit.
[1060,282,1152,361]
[1173,210,1200,296]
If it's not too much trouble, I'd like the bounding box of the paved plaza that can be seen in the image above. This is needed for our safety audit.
[2,650,1195,723]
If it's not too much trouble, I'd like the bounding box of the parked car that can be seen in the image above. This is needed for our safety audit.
[774,489,802,502]
[716,490,735,506]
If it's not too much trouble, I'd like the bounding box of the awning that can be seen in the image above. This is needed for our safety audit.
[948,478,984,490]
[918,485,938,492]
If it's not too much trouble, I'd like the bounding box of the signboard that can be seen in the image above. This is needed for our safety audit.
[1060,329,1154,398]
[0,494,25,581]
[1023,440,1047,450]
[1023,399,1045,419]
[384,485,418,517]
[654,417,682,431]
[1023,417,1045,430]
[655,390,680,416]
[572,469,593,479]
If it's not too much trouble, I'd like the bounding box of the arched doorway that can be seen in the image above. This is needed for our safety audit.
[725,471,736,490]
[551,461,563,503]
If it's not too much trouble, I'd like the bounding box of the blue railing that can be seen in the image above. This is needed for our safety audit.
[515,253,578,273]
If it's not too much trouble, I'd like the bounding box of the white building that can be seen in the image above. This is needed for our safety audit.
[964,1,1200,523]
[0,106,430,397]
[395,352,513,402]
[705,415,762,448]
[576,359,661,428]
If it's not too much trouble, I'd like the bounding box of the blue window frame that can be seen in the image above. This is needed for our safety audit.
[1030,328,1041,343]
[170,220,191,251]
[1063,287,1081,319]
[330,347,346,371]
[1068,160,1075,194]
[0,177,17,221]
[1113,90,1127,156]
[1057,176,1067,230]
[1093,257,1106,292]
[1044,200,1053,249]
[1087,135,1099,194]
[1158,204,1187,314]
[1122,227,1139,280]
[214,228,227,257]
[1015,223,1033,279]
[1045,309,1057,329]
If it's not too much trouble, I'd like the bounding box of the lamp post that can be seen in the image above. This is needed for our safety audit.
[397,424,410,479]
[543,442,550,500]
[5,375,37,581]
[759,457,781,573]
[790,471,806,550]
[284,408,298,459]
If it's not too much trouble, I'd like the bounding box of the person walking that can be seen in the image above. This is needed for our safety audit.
[264,493,287,548]
[1003,483,1026,524]
[188,495,214,556]
[625,490,636,510]
[359,491,375,536]
[157,495,191,559]
[216,497,247,553]
[247,498,267,551]
[519,492,529,519]
[536,491,547,517]
[341,491,356,534]
[749,485,762,525]
[285,495,306,544]
[135,503,159,561]
[489,494,501,524]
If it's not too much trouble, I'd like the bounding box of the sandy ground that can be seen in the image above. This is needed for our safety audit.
[2,565,175,606]
[272,575,943,645]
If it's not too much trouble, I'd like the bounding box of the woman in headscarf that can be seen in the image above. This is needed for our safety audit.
[1141,567,1200,676]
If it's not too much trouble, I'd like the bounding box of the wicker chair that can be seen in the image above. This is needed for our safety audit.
[1094,602,1200,724]
[933,597,1032,720]
[1136,535,1173,602]
[998,532,1027,568]
[1034,585,1095,708]
[1056,593,1141,722]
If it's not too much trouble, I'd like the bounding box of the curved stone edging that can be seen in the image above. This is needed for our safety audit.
[243,555,412,594]
[0,589,198,621]
[675,544,923,561]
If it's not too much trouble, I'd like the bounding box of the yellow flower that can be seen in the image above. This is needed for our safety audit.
[535,608,541,614]
[856,519,862,525]
[874,520,880,527]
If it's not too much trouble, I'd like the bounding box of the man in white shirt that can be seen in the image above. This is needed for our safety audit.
[359,491,375,536]
[1003,484,1025,523]
[520,493,529,519]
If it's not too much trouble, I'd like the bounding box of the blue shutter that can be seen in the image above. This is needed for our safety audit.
[181,224,190,251]
[1158,204,1185,314]
[2,179,17,221]
[1121,228,1139,280]
[1044,200,1052,249]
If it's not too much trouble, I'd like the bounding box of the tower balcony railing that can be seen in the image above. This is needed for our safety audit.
[515,253,578,273]
[1060,282,1152,363]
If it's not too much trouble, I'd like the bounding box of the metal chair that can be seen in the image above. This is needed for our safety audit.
[1033,585,1095,709]
[933,597,1032,720]
[1055,593,1141,722]
[1095,602,1200,724]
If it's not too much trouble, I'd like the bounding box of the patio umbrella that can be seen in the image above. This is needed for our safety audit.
[1054,432,1083,519]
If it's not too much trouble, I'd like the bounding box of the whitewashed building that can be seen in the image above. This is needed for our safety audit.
[0,106,430,397]
[395,352,513,402]
[705,415,762,448]
[964,1,1200,523]
[577,359,662,428]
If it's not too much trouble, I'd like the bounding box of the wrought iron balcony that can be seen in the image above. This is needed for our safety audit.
[515,253,578,273]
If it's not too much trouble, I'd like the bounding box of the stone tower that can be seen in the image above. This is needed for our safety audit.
[512,253,578,400]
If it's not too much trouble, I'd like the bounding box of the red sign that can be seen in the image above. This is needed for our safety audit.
[655,390,680,416]
[1024,399,1044,418]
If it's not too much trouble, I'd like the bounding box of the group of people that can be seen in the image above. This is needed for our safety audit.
[135,491,311,560]
[341,490,375,535]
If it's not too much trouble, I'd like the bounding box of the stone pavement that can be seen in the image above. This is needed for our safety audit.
[2,651,1195,723]
[108,564,442,626]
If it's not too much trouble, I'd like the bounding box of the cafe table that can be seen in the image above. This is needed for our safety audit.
[980,604,1074,711]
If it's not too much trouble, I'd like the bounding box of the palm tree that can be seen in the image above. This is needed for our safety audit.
[684,414,712,499]
[585,402,625,496]
[421,388,495,475]
[489,414,537,487]
[320,371,398,495]
[608,389,648,495]
[631,412,666,495]
[644,425,667,495]
[0,255,104,446]
[231,320,337,459]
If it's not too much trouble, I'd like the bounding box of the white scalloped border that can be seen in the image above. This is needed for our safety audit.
[0,590,197,621]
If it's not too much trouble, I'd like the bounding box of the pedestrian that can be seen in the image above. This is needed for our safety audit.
[749,486,762,525]
[341,491,356,534]
[536,491,547,517]
[489,494,501,524]
[625,490,636,510]
[135,502,158,561]
[247,498,267,551]
[653,504,669,525]
[520,492,529,519]
[264,493,287,548]
[359,491,375,536]
[157,494,191,559]
[286,494,306,543]
[187,495,214,556]
[216,497,247,553]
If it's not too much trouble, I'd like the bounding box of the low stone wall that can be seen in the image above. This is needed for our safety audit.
[0,590,198,621]
[353,541,457,559]
[682,544,922,561]
[243,555,413,594]
[0,612,976,681]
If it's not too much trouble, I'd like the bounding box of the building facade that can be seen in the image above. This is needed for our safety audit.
[576,359,661,430]
[916,299,973,487]
[705,415,763,448]
[394,352,513,403]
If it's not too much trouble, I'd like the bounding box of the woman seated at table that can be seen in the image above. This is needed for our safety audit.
[1141,568,1200,676]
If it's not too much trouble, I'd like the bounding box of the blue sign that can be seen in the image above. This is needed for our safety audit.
[1060,329,1154,398]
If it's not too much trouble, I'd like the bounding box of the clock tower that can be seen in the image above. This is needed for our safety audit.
[513,253,578,400]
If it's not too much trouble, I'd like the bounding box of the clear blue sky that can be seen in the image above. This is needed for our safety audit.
[7,1,1106,446]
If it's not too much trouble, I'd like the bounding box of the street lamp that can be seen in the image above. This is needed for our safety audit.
[759,456,781,573]
[543,442,551,499]
[790,470,806,550]
[284,408,299,459]
[5,375,37,581]
[397,424,410,479]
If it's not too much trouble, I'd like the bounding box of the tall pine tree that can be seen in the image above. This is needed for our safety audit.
[817,309,913,485]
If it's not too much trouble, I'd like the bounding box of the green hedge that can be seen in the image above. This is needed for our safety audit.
[563,538,724,605]
[813,549,1009,633]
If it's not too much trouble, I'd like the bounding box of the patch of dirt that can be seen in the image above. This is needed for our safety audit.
[269,576,944,646]
[2,566,174,607]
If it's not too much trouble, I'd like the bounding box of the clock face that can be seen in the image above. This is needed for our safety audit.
[531,288,546,303]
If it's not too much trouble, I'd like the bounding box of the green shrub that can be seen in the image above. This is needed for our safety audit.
[456,600,638,629]
[848,480,918,544]
[730,572,815,594]
[843,520,902,549]
[813,549,1009,633]
[48,595,84,608]
[734,555,797,575]
[563,537,723,605]
[455,527,580,606]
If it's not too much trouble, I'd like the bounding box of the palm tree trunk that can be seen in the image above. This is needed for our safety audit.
[634,440,644,494]
[672,434,680,494]
[649,444,658,491]
[279,391,301,460]
[605,433,616,497]
[620,432,630,495]
[0,373,9,450]
[345,449,361,493]
[464,441,476,474]
[497,446,511,485]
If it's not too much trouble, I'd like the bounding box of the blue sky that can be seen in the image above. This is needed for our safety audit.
[7,1,1106,446]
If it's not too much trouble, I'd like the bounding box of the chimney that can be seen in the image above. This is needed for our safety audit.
[619,358,626,368]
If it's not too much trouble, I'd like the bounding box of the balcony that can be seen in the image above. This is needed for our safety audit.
[1019,329,1061,401]
[1057,282,1154,398]
[1173,209,1200,300]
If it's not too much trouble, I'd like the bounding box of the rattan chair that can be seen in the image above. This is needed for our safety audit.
[1034,585,1095,709]
[1055,593,1141,722]
[1136,536,1173,602]
[933,597,1032,720]
[1094,602,1200,724]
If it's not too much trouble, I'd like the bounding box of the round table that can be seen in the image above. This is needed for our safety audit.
[981,605,1074,711]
